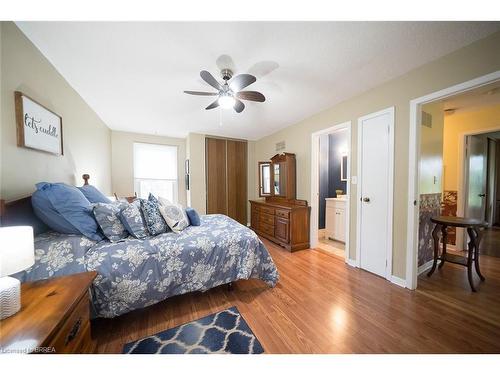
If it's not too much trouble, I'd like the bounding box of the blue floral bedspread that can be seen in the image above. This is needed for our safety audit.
[15,215,279,318]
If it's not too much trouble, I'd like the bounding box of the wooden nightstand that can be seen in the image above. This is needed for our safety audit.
[0,271,97,354]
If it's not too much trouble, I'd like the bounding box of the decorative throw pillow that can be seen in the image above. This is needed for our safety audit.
[140,198,168,236]
[159,203,190,233]
[78,185,111,204]
[32,182,103,241]
[119,200,148,239]
[93,202,129,242]
[185,207,201,226]
[157,195,172,207]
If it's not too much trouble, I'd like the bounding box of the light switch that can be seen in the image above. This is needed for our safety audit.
[351,176,357,185]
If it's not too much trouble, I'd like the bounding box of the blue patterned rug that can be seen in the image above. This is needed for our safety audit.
[123,306,264,354]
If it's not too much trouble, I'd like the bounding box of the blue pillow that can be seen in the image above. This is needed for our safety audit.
[185,207,201,226]
[93,202,129,242]
[140,198,169,236]
[119,201,148,239]
[78,185,111,203]
[32,182,103,241]
[32,189,81,235]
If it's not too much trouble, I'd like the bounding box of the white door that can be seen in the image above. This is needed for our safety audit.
[357,108,394,278]
[465,134,488,221]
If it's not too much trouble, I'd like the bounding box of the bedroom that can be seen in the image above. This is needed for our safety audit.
[1,1,500,373]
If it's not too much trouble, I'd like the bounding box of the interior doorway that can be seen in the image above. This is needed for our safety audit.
[409,76,500,289]
[310,122,351,261]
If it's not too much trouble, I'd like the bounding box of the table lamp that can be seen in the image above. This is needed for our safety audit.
[0,226,35,320]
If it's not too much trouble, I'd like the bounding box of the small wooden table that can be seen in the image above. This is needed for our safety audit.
[428,216,487,292]
[0,272,97,354]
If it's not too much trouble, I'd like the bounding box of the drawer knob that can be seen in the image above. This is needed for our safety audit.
[65,318,82,345]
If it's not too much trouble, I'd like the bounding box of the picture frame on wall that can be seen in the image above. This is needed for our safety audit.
[14,91,64,156]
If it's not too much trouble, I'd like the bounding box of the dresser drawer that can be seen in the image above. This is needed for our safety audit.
[47,291,93,354]
[260,206,275,215]
[275,209,290,219]
[260,212,275,225]
[260,222,275,236]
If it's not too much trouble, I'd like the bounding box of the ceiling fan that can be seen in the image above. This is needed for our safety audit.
[184,69,265,113]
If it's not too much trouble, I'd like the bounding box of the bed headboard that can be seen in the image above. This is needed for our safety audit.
[0,174,90,236]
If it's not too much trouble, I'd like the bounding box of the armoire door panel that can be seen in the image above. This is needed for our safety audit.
[226,140,248,225]
[206,137,227,215]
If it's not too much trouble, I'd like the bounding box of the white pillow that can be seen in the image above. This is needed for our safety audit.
[157,196,172,207]
[159,203,189,233]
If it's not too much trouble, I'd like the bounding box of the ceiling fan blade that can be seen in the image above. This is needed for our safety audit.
[233,98,245,113]
[200,70,222,91]
[229,74,256,92]
[184,90,218,96]
[205,99,220,110]
[236,91,266,102]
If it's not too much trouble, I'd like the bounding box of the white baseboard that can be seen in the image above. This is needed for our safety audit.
[418,259,434,275]
[390,275,406,288]
[346,258,358,268]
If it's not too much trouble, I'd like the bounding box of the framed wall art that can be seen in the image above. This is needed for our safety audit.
[15,91,63,155]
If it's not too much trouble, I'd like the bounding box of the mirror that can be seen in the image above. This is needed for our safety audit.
[273,162,288,197]
[273,163,280,195]
[341,154,348,181]
[258,153,296,200]
[259,162,271,196]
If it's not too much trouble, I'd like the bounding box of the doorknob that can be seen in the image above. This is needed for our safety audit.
[362,197,370,203]
[478,194,486,197]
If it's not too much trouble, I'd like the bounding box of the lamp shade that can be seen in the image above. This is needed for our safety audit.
[0,226,35,277]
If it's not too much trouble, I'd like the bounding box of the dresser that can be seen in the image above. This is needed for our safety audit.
[250,199,310,251]
[251,152,310,252]
[0,272,97,354]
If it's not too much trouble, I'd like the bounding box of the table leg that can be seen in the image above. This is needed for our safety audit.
[427,223,441,277]
[466,228,477,292]
[439,224,448,269]
[473,228,485,282]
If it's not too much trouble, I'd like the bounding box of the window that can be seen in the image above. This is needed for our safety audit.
[133,142,178,202]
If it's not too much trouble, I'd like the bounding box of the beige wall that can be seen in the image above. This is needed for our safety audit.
[1,22,112,200]
[186,133,206,214]
[111,130,187,206]
[443,104,500,192]
[420,101,444,195]
[254,31,500,279]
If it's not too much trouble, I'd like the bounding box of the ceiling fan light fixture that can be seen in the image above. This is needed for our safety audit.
[219,94,235,109]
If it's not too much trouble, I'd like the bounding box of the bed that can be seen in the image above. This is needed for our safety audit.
[0,176,279,318]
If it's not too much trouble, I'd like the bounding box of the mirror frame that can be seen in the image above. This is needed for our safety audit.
[258,161,272,197]
[340,153,348,182]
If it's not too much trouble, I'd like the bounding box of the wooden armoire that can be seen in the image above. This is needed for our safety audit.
[205,137,247,225]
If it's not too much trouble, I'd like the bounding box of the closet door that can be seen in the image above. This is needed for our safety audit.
[206,138,227,215]
[227,140,247,225]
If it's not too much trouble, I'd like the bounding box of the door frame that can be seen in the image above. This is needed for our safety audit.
[406,70,500,290]
[457,127,500,250]
[310,121,352,264]
[356,107,395,280]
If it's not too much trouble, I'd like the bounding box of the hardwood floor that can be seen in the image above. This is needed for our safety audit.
[92,237,500,353]
[480,227,500,257]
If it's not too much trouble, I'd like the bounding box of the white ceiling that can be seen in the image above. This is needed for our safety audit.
[443,80,500,114]
[16,22,500,140]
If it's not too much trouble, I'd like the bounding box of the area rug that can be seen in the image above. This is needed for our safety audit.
[122,306,264,354]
